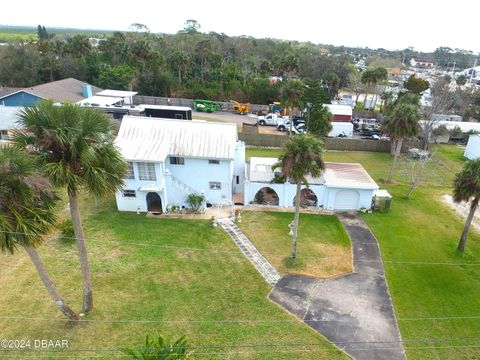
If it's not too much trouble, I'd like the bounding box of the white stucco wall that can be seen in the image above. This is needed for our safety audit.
[165,156,233,207]
[245,181,325,208]
[115,162,166,212]
[465,135,480,160]
[245,181,374,211]
[233,142,246,194]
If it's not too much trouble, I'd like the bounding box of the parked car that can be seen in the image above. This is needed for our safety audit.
[257,113,289,126]
[277,118,305,132]
[278,120,306,135]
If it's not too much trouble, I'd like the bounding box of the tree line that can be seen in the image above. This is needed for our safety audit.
[0,21,356,104]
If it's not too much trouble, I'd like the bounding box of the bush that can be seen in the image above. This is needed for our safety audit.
[186,193,205,213]
[59,219,75,242]
[121,334,191,359]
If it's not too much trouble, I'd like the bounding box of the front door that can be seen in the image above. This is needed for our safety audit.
[146,192,163,213]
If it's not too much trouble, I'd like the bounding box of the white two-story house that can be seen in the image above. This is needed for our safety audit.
[114,116,245,213]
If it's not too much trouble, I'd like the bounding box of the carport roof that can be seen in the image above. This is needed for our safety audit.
[324,162,378,190]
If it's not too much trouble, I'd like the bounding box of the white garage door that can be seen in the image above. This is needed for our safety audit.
[334,190,360,210]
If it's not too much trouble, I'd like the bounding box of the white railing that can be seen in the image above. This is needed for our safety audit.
[169,174,198,195]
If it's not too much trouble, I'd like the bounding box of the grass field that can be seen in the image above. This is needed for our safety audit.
[0,32,36,43]
[0,196,346,359]
[238,211,352,278]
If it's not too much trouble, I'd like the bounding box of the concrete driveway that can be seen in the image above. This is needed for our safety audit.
[270,213,405,360]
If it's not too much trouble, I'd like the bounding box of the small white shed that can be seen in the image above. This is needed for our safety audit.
[465,135,480,160]
[244,157,378,211]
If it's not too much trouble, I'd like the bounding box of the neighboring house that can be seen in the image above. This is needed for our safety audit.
[0,78,103,106]
[465,135,480,160]
[431,114,463,122]
[324,104,353,122]
[245,157,378,211]
[0,106,22,143]
[114,116,245,213]
[410,58,435,68]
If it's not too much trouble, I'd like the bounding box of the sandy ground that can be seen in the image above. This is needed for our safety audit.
[442,194,480,231]
[193,111,257,125]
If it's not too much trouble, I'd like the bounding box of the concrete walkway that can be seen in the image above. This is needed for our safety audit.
[270,213,405,360]
[218,218,281,286]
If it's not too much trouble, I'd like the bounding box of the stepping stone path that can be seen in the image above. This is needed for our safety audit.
[218,218,281,286]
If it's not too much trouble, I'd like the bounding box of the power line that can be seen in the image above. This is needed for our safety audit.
[3,313,480,324]
[2,229,479,266]
[3,343,480,356]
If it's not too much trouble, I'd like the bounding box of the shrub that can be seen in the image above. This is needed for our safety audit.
[186,193,205,213]
[121,334,191,359]
[59,219,75,243]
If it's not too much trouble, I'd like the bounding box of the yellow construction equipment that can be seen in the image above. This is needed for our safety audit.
[229,100,250,115]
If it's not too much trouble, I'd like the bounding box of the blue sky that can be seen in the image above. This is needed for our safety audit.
[0,0,478,53]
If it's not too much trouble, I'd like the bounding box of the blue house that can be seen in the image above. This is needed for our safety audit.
[0,90,41,107]
[0,78,103,107]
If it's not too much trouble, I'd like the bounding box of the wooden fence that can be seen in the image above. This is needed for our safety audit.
[238,133,418,153]
[133,95,266,113]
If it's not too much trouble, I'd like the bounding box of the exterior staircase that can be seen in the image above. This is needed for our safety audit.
[168,173,198,195]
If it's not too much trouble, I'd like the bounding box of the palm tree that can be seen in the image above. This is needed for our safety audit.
[13,101,127,314]
[272,134,324,259]
[281,79,304,134]
[361,67,387,110]
[0,147,79,320]
[453,159,480,252]
[384,103,421,182]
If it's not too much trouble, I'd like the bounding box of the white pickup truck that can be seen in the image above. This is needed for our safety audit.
[257,113,289,126]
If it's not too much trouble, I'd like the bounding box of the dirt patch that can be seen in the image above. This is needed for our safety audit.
[258,126,286,135]
[442,194,480,231]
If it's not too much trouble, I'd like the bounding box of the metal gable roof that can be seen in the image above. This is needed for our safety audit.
[115,116,238,162]
[323,162,378,190]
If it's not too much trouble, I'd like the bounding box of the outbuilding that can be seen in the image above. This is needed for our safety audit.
[465,134,480,160]
[244,157,378,211]
[324,104,353,122]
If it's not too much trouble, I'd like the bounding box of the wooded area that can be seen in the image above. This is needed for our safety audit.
[0,22,477,104]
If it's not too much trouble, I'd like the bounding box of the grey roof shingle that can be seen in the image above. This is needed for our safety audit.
[22,78,103,102]
[0,87,22,99]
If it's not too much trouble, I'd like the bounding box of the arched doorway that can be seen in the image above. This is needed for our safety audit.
[293,188,318,208]
[253,187,279,206]
[146,192,163,213]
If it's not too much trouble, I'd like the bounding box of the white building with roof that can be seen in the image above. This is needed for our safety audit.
[114,116,245,213]
[465,135,480,160]
[0,106,22,143]
[245,157,378,211]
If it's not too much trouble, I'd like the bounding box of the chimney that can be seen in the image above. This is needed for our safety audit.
[82,84,93,98]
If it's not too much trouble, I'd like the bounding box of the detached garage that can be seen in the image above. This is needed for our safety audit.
[244,158,378,211]
[322,162,378,211]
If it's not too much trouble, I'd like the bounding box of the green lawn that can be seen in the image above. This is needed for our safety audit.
[0,32,36,43]
[238,211,352,278]
[0,197,346,359]
[363,186,480,359]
